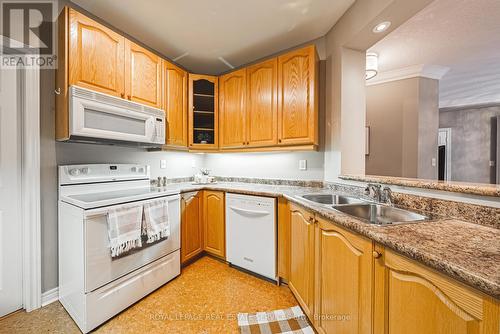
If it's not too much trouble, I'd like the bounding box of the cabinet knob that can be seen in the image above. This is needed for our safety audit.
[308,216,314,223]
[373,251,381,259]
[127,94,131,100]
[243,142,246,145]
[278,139,282,143]
[121,92,125,98]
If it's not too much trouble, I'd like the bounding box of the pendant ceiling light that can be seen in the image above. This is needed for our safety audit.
[366,52,378,80]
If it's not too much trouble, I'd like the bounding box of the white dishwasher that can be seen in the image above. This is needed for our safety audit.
[226,193,276,280]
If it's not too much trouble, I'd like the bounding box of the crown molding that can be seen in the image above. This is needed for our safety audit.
[366,64,450,86]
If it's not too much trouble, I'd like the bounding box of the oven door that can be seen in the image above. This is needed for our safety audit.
[83,195,180,293]
[70,94,158,144]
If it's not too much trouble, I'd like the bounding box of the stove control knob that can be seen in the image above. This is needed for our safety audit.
[81,167,90,175]
[69,168,80,176]
[131,167,137,173]
[138,167,145,173]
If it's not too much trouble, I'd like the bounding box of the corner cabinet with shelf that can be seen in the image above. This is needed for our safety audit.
[188,74,219,150]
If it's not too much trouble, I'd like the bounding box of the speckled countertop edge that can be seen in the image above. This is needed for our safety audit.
[339,174,500,197]
[158,182,500,299]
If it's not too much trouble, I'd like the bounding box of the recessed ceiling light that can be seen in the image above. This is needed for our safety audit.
[372,21,391,33]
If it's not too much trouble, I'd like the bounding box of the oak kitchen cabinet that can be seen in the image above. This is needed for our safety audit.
[314,216,373,334]
[180,191,204,264]
[219,46,317,151]
[57,7,165,139]
[202,191,225,258]
[219,68,247,149]
[163,61,188,148]
[280,199,499,334]
[189,74,219,150]
[277,45,318,146]
[289,203,315,319]
[125,40,162,108]
[374,247,499,334]
[246,58,278,147]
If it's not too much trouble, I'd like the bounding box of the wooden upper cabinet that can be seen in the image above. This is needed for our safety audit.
[374,248,499,334]
[314,218,373,334]
[163,61,188,148]
[125,41,162,108]
[203,191,225,258]
[278,45,318,146]
[289,203,315,319]
[188,74,219,150]
[219,68,247,149]
[181,191,203,264]
[68,8,125,97]
[246,58,278,147]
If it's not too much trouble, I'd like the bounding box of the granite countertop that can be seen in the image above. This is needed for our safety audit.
[340,174,500,197]
[159,182,500,299]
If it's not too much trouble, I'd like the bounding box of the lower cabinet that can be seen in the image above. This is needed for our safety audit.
[289,203,315,319]
[281,200,499,334]
[203,191,225,258]
[180,191,203,264]
[314,216,373,334]
[374,247,499,334]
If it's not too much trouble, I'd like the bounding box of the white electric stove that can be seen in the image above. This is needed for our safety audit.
[58,164,180,333]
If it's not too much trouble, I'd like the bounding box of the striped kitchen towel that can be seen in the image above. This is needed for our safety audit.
[238,306,314,334]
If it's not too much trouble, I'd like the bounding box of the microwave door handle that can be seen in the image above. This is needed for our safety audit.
[145,117,155,140]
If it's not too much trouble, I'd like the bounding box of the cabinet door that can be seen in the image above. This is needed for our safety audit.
[219,68,247,149]
[246,58,278,147]
[203,191,225,258]
[374,248,499,334]
[277,45,318,146]
[68,8,125,97]
[181,192,203,264]
[289,203,315,318]
[164,61,188,147]
[314,218,373,334]
[125,41,162,108]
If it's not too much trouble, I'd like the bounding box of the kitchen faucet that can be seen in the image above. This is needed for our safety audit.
[365,183,382,202]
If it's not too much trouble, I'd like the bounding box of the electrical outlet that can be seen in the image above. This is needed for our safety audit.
[160,159,167,169]
[299,159,307,170]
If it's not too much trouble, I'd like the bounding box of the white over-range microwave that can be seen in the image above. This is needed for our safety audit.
[68,86,165,147]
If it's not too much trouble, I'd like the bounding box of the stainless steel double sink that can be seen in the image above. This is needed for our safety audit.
[297,193,428,226]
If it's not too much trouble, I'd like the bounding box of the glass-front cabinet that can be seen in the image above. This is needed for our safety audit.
[188,74,218,149]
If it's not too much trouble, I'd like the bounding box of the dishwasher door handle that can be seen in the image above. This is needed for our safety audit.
[229,206,270,216]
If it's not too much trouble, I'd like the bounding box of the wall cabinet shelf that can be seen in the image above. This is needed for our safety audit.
[188,74,219,149]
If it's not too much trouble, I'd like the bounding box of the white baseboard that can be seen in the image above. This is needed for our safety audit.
[41,287,59,307]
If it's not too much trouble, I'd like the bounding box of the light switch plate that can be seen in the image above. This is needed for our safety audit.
[431,158,436,167]
[299,159,307,170]
[160,159,167,169]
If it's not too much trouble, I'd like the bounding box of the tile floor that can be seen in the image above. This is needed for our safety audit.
[0,256,297,334]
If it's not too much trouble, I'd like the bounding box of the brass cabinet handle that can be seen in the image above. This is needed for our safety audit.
[373,251,381,259]
[121,92,125,98]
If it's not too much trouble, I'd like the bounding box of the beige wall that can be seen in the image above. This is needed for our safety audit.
[323,0,434,181]
[365,77,439,178]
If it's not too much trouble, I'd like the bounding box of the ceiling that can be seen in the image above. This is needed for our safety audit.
[71,0,354,75]
[368,0,500,108]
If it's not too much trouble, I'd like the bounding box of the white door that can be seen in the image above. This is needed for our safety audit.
[0,68,23,316]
